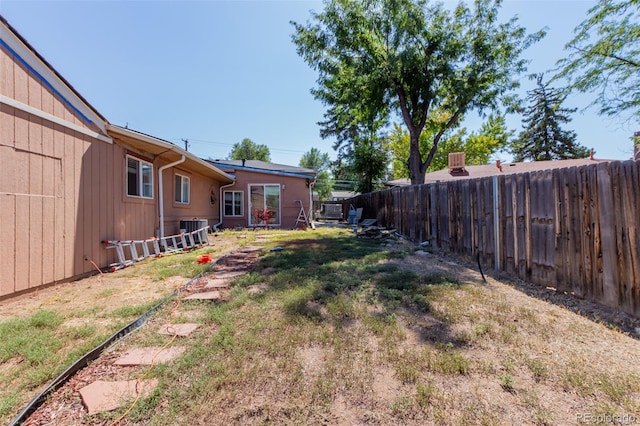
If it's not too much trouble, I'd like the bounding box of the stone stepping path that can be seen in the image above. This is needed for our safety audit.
[79,379,159,415]
[114,346,186,366]
[74,245,267,419]
[157,323,199,336]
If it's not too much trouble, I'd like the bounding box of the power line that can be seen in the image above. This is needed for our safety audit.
[169,137,320,156]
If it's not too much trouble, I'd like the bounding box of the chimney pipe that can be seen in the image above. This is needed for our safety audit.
[242,159,246,167]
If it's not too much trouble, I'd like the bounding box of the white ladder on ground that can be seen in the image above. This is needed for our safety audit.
[295,200,310,229]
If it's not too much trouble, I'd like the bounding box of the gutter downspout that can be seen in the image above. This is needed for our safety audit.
[213,181,235,230]
[158,156,186,244]
[308,179,316,222]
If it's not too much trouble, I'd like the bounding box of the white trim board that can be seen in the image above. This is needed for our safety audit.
[1,22,107,133]
[1,96,112,144]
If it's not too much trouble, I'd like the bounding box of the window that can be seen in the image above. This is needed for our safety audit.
[174,174,190,204]
[127,155,153,198]
[224,191,243,216]
[249,184,280,226]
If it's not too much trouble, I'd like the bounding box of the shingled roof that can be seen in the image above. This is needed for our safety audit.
[207,159,316,178]
[386,157,615,187]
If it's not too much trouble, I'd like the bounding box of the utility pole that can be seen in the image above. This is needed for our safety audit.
[182,138,189,152]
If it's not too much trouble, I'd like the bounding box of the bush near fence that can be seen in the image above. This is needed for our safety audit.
[343,160,640,317]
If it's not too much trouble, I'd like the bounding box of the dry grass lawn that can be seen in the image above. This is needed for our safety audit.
[2,228,640,425]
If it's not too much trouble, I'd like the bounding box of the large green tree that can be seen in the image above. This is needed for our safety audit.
[388,114,512,178]
[292,0,543,185]
[299,147,331,171]
[300,148,334,199]
[556,0,639,122]
[352,136,389,193]
[229,138,271,161]
[511,75,591,162]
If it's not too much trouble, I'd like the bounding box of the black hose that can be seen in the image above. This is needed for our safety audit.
[477,249,487,283]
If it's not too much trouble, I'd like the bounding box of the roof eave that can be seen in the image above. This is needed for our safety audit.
[210,161,316,180]
[107,124,234,184]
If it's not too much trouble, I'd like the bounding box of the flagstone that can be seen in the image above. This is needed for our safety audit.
[79,379,158,415]
[184,290,223,300]
[213,265,246,272]
[213,271,245,279]
[157,323,199,336]
[114,346,186,366]
[239,245,263,253]
[204,278,230,289]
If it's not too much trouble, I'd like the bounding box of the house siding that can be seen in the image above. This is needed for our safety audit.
[2,38,112,296]
[219,169,312,229]
[162,166,221,235]
[0,104,112,296]
[1,20,233,299]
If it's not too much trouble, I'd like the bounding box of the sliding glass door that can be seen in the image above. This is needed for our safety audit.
[249,184,280,226]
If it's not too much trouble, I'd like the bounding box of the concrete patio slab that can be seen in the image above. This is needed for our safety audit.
[114,346,186,366]
[79,379,158,415]
[157,323,199,337]
[184,291,223,301]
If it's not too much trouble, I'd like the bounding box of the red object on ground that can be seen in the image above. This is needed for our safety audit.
[197,254,213,264]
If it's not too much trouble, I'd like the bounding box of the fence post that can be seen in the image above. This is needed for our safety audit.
[493,175,501,271]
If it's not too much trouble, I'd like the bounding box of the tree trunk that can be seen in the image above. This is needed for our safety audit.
[408,132,425,185]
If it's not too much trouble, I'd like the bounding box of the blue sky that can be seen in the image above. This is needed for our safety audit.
[2,0,636,167]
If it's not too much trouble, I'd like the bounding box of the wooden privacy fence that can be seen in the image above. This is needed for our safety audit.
[343,160,640,317]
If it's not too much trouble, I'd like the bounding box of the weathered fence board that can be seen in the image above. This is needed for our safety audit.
[345,160,640,317]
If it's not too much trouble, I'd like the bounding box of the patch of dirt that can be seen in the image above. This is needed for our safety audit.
[299,345,325,378]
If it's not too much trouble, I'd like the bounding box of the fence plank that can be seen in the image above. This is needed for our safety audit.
[627,161,640,316]
[553,168,567,290]
[619,161,639,315]
[568,166,583,297]
[596,162,619,308]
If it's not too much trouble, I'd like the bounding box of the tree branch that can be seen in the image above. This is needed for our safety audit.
[422,107,464,170]
[569,44,640,69]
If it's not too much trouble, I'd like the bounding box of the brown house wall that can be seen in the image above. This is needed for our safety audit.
[162,166,221,235]
[220,169,311,229]
[2,40,225,298]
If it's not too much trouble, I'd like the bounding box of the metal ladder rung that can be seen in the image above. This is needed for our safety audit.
[102,226,211,271]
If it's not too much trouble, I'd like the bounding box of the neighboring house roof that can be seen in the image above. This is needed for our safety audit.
[330,191,359,199]
[208,159,316,179]
[386,158,614,186]
[0,15,108,132]
[108,125,234,183]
